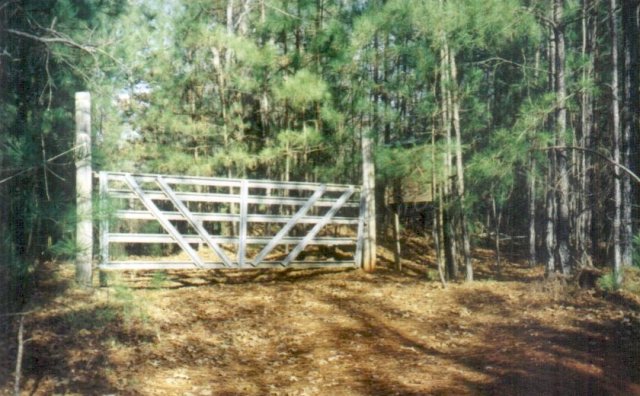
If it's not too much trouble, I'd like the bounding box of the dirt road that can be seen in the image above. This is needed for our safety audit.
[1,255,639,395]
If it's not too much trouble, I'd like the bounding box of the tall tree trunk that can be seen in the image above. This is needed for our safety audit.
[448,49,473,281]
[610,0,623,285]
[432,126,447,287]
[492,195,502,277]
[622,0,638,267]
[553,0,572,275]
[545,163,557,275]
[545,16,557,275]
[576,0,596,267]
[528,155,537,267]
[440,43,458,279]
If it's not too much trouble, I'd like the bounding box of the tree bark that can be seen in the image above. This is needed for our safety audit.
[576,0,596,267]
[492,196,502,277]
[553,0,572,275]
[432,126,447,287]
[622,0,638,267]
[528,155,537,267]
[449,48,473,282]
[609,0,623,285]
[440,42,458,279]
[545,164,557,276]
[75,92,93,288]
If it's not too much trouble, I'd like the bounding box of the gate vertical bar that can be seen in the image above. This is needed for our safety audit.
[354,191,366,268]
[238,180,248,267]
[75,92,93,287]
[252,185,326,266]
[155,176,233,267]
[99,171,110,285]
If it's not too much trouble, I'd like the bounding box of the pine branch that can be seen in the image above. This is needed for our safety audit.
[0,0,17,13]
[537,146,640,185]
[5,28,97,53]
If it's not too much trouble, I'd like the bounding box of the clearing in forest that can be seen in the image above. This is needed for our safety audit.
[1,245,640,395]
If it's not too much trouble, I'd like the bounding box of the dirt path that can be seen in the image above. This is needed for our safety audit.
[2,255,640,395]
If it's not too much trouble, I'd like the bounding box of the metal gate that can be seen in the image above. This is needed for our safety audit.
[98,172,364,271]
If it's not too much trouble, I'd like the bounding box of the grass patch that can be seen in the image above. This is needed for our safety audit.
[112,284,149,326]
[150,271,168,289]
[63,305,120,331]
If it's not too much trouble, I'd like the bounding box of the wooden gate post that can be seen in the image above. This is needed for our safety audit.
[361,128,376,272]
[75,92,93,287]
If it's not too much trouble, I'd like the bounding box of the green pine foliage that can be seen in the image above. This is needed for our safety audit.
[1,0,638,300]
[0,0,128,311]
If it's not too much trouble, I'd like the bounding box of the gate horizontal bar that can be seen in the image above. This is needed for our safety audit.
[114,210,360,225]
[156,176,233,267]
[108,233,356,245]
[107,190,360,207]
[104,172,360,192]
[99,171,364,272]
[124,174,206,268]
[99,261,357,271]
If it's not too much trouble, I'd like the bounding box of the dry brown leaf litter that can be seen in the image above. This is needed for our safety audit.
[1,246,639,395]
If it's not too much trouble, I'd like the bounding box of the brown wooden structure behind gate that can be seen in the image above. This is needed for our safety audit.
[98,171,365,271]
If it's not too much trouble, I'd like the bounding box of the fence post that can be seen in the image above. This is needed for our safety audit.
[75,92,93,287]
[361,129,376,272]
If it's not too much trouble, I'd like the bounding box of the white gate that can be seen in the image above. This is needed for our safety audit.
[98,172,364,270]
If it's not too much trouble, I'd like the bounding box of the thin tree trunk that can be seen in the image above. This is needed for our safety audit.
[432,126,447,287]
[622,0,638,267]
[545,168,556,276]
[492,196,502,277]
[528,155,537,267]
[436,183,448,288]
[545,14,557,276]
[577,0,596,267]
[440,43,458,279]
[610,0,624,285]
[393,209,402,271]
[14,316,24,396]
[448,48,473,282]
[553,0,572,275]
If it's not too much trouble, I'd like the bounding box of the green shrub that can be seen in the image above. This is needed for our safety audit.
[50,236,83,260]
[597,272,620,292]
[113,284,148,325]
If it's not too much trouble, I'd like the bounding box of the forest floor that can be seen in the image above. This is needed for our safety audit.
[2,236,640,395]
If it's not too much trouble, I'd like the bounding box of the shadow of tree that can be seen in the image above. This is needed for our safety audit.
[3,260,639,395]
[0,262,157,395]
[311,286,639,395]
[111,266,360,289]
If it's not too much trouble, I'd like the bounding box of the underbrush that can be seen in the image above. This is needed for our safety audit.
[104,275,154,329]
[0,257,35,315]
[596,266,640,295]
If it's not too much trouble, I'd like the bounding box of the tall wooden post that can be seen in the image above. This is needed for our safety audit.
[361,128,376,272]
[75,92,93,287]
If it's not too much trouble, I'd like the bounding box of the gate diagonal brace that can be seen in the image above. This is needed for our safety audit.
[282,186,355,267]
[251,184,327,266]
[156,176,233,267]
[124,174,205,269]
